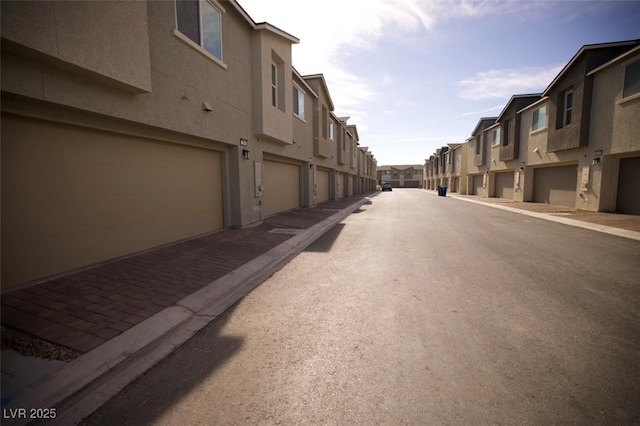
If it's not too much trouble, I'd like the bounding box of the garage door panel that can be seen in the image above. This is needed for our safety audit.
[533,165,577,208]
[1,115,224,288]
[263,160,300,217]
[316,170,330,203]
[472,175,483,195]
[495,172,514,199]
[616,157,640,214]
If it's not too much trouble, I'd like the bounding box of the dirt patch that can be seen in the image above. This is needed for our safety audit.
[1,333,80,362]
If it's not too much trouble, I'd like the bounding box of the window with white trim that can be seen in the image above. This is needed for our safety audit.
[271,64,278,107]
[623,59,640,98]
[492,128,501,146]
[176,0,222,60]
[562,89,573,127]
[293,85,305,119]
[531,105,547,131]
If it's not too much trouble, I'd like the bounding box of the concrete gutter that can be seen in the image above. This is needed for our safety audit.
[4,197,369,426]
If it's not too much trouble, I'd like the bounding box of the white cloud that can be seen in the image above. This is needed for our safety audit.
[456,65,564,101]
[238,0,516,115]
[462,104,504,116]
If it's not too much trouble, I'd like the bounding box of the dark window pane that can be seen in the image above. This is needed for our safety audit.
[176,0,200,45]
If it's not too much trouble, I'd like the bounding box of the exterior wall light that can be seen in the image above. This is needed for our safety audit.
[242,149,251,160]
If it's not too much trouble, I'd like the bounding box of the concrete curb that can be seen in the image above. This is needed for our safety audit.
[3,197,369,426]
[449,194,640,242]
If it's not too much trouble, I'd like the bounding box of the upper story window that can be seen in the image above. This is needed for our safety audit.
[329,121,335,141]
[176,0,223,60]
[270,53,284,112]
[502,119,510,146]
[492,128,501,146]
[475,135,481,154]
[623,59,640,98]
[559,89,573,127]
[293,85,305,119]
[271,64,278,107]
[322,107,328,139]
[532,105,547,131]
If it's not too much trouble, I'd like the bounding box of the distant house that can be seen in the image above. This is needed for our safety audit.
[377,165,423,188]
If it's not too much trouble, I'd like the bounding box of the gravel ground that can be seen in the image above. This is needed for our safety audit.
[1,333,80,362]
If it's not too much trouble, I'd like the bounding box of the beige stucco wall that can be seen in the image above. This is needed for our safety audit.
[251,30,294,144]
[1,1,152,93]
[2,1,263,227]
[587,51,640,211]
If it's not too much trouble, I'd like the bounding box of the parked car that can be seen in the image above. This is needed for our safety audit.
[381,182,393,191]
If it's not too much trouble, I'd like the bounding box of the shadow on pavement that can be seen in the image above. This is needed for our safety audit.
[80,303,243,426]
[304,223,346,253]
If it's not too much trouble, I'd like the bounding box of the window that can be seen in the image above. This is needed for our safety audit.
[271,64,277,107]
[623,59,640,98]
[563,90,573,126]
[502,119,510,146]
[322,107,328,138]
[329,121,335,141]
[532,105,547,131]
[176,0,222,60]
[293,86,305,119]
[492,128,501,146]
[475,135,481,154]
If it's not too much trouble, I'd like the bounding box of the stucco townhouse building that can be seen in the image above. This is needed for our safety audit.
[426,39,640,214]
[377,165,423,188]
[1,0,377,290]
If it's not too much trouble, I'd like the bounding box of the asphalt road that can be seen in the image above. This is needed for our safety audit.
[83,189,640,425]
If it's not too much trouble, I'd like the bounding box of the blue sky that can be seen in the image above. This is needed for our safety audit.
[238,0,640,166]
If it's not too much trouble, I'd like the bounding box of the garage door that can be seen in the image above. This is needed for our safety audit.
[471,175,483,195]
[336,173,344,199]
[616,157,640,214]
[1,115,224,289]
[263,160,300,217]
[316,169,330,203]
[494,171,514,199]
[533,165,577,208]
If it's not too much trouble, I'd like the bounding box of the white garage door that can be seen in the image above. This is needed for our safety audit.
[263,160,300,217]
[1,115,224,289]
[494,171,514,199]
[533,165,578,208]
[316,169,330,203]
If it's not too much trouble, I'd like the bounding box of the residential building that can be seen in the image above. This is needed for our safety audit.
[377,165,423,188]
[521,40,640,211]
[487,94,541,199]
[427,39,639,214]
[0,0,376,290]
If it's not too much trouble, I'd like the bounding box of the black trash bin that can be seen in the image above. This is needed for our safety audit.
[438,186,447,196]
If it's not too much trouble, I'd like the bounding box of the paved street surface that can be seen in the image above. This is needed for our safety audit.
[83,189,639,425]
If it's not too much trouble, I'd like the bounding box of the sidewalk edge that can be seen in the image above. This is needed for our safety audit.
[451,195,640,242]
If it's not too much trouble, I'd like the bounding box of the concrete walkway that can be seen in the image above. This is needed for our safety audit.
[1,195,372,425]
[426,190,640,241]
[1,189,638,425]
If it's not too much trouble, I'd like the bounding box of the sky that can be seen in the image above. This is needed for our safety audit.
[238,0,640,166]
